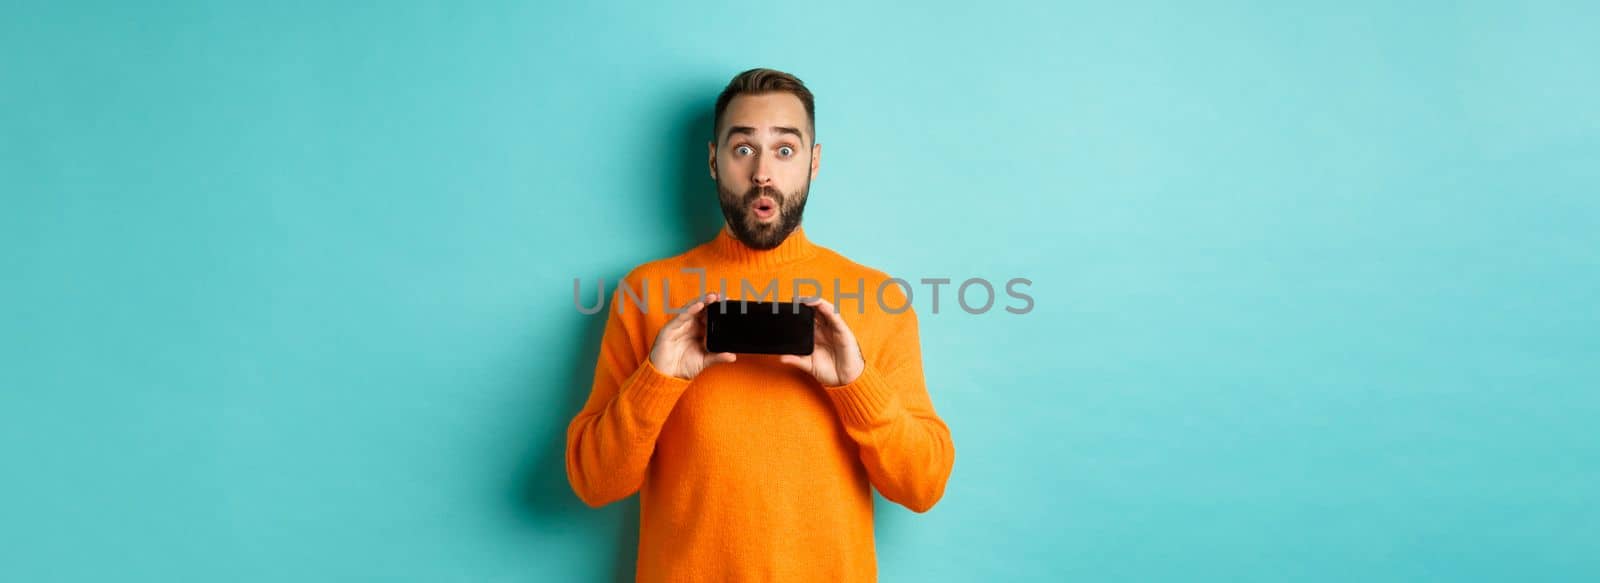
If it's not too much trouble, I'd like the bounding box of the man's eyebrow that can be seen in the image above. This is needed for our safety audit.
[723,126,806,142]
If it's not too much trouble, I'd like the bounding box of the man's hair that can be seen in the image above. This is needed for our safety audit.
[713,68,816,145]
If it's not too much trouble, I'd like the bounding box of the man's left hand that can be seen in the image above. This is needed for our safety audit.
[779,297,865,387]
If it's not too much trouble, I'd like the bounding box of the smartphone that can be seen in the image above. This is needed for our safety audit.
[704,300,815,356]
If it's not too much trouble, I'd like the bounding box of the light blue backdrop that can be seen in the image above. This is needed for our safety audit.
[3,1,1597,581]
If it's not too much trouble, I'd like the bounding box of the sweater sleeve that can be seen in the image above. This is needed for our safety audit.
[565,289,691,508]
[822,305,956,513]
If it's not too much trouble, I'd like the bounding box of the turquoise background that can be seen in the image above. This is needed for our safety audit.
[3,1,1597,581]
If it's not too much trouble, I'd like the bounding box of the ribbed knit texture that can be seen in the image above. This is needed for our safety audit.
[566,225,956,582]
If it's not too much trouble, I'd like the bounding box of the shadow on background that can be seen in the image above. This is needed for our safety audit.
[515,307,634,581]
[512,89,724,582]
[672,107,726,251]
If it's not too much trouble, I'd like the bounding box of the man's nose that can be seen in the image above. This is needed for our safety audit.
[752,155,773,187]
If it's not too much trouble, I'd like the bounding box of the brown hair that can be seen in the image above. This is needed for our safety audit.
[713,68,816,145]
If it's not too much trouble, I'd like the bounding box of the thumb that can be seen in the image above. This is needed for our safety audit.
[707,352,738,365]
[778,355,807,368]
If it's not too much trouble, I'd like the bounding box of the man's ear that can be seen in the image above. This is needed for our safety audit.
[810,142,821,181]
[707,141,718,180]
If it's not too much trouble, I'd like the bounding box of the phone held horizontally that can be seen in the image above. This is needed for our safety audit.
[703,300,815,356]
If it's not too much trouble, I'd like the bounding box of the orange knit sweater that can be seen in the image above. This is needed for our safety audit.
[565,225,955,582]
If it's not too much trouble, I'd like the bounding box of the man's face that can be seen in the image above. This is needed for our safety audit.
[709,92,821,250]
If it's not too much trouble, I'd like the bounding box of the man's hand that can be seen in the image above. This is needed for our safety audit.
[779,297,866,387]
[648,292,737,380]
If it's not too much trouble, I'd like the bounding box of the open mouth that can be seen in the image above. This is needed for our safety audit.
[750,196,778,221]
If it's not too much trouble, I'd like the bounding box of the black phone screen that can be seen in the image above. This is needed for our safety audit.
[703,300,815,356]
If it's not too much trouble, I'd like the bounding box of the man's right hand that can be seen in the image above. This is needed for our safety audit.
[648,292,737,380]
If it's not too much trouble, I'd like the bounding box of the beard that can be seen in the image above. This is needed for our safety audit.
[716,177,810,250]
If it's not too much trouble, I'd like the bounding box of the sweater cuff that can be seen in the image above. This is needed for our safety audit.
[823,364,899,428]
[622,358,693,423]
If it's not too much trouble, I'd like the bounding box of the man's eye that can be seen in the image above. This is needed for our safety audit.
[778,147,793,157]
[735,146,753,156]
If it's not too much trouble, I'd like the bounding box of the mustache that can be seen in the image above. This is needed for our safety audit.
[742,185,783,207]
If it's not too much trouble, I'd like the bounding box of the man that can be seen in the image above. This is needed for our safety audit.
[565,68,955,582]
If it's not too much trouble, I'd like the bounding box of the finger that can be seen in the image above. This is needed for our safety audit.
[798,301,837,343]
[803,296,851,332]
[778,354,810,370]
[688,293,721,334]
[684,292,718,316]
[706,352,737,365]
[671,292,718,328]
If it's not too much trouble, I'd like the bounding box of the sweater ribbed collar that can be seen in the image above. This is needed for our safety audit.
[706,224,819,270]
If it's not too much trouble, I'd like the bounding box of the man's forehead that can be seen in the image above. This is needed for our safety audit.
[722,93,810,141]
